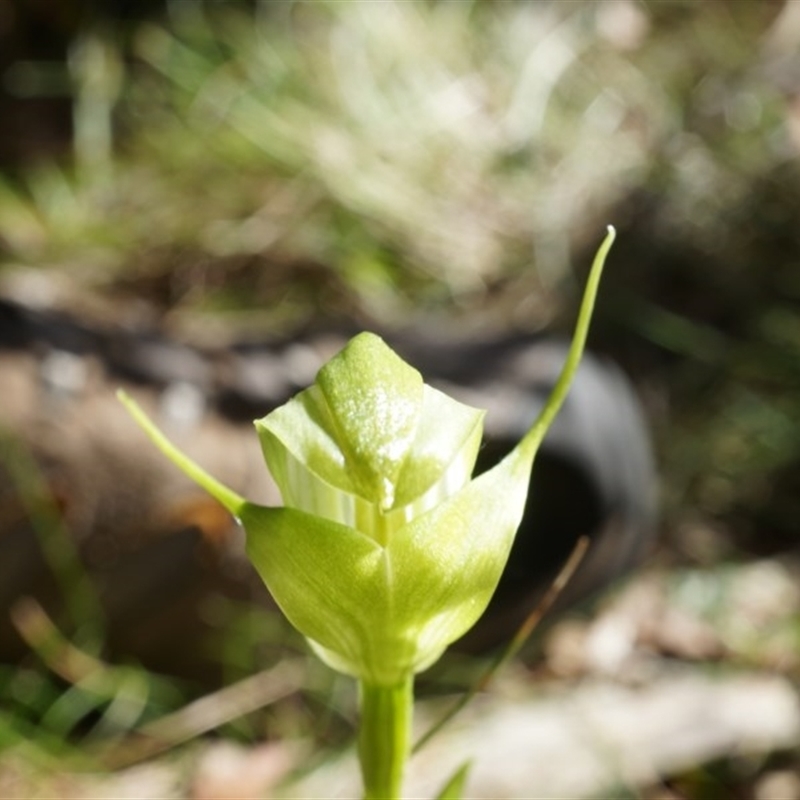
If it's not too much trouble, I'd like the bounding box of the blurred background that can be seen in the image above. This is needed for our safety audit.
[2,1,800,797]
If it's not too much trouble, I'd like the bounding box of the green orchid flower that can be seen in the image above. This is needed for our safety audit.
[118,226,615,799]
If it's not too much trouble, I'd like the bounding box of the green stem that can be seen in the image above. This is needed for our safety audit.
[358,677,413,800]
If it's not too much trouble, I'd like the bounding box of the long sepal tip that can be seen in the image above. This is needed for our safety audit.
[521,224,615,455]
[116,389,246,517]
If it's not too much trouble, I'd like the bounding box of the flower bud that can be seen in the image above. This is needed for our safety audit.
[245,331,532,684]
[119,227,615,687]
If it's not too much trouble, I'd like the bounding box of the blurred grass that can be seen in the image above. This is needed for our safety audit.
[0,0,671,329]
[3,0,800,789]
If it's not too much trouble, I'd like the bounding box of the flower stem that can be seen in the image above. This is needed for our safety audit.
[358,676,413,800]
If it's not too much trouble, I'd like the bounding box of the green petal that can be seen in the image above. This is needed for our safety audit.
[316,332,423,509]
[257,336,485,519]
[241,503,415,685]
[386,445,535,672]
[392,385,484,510]
[240,442,532,685]
[256,385,359,508]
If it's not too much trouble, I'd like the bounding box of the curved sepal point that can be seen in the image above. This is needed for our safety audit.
[520,225,615,458]
[116,389,246,517]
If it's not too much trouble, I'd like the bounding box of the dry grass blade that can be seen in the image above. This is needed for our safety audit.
[97,659,308,769]
[10,597,113,690]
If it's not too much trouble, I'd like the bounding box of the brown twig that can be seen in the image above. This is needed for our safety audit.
[413,536,590,754]
[98,658,308,769]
